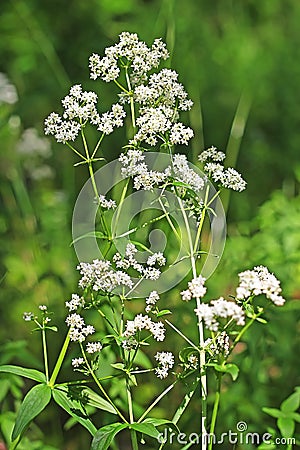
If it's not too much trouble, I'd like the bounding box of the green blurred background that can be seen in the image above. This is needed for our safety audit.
[0,0,299,449]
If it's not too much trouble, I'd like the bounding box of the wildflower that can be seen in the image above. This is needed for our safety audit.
[199,146,246,192]
[155,351,174,379]
[98,194,117,209]
[39,305,47,311]
[66,313,85,329]
[65,294,85,312]
[72,357,85,368]
[169,123,194,146]
[23,312,34,321]
[89,32,169,85]
[66,313,95,343]
[236,266,285,306]
[194,297,245,331]
[172,154,204,192]
[123,314,166,342]
[146,253,166,267]
[181,275,207,301]
[86,342,102,354]
[77,259,133,292]
[145,290,160,313]
[198,146,226,163]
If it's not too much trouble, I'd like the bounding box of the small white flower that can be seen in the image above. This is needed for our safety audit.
[86,342,102,354]
[23,312,34,321]
[72,357,85,368]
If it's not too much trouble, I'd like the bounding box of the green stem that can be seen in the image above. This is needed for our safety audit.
[125,68,136,131]
[41,326,49,383]
[231,311,263,351]
[193,185,209,254]
[127,382,139,450]
[137,381,176,423]
[165,319,199,352]
[112,179,130,238]
[79,343,128,423]
[208,373,222,450]
[177,197,207,448]
[49,331,71,387]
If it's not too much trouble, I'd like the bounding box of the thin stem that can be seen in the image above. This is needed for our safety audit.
[41,326,49,383]
[158,197,182,245]
[126,382,139,450]
[137,381,176,423]
[208,373,222,450]
[125,68,136,131]
[165,319,199,352]
[91,133,105,159]
[112,178,130,238]
[193,185,210,254]
[66,141,87,161]
[49,330,71,387]
[177,196,207,448]
[79,343,128,423]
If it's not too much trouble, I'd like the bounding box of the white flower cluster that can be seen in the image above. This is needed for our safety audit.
[96,103,126,135]
[155,351,174,379]
[72,357,84,368]
[86,341,103,354]
[172,154,205,192]
[236,266,285,306]
[66,313,95,342]
[204,331,230,357]
[65,293,85,312]
[181,275,207,301]
[77,259,133,292]
[89,32,169,84]
[113,243,166,281]
[199,146,246,192]
[123,314,165,342]
[98,194,117,209]
[119,150,170,190]
[130,69,194,147]
[145,290,160,313]
[120,150,204,194]
[44,84,126,143]
[194,297,245,331]
[198,146,226,163]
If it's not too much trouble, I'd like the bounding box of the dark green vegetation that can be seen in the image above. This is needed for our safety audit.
[0,1,299,449]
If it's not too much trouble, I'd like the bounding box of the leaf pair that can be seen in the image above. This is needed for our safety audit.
[91,418,175,450]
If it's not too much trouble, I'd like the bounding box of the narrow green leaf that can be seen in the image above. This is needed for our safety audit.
[52,388,97,435]
[262,407,283,419]
[130,422,159,439]
[142,417,179,433]
[156,310,172,318]
[111,363,126,371]
[12,384,51,441]
[81,387,117,415]
[91,423,128,450]
[281,391,300,413]
[0,365,46,383]
[277,417,295,439]
[255,317,267,324]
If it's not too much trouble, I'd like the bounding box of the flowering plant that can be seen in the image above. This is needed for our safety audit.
[0,32,286,450]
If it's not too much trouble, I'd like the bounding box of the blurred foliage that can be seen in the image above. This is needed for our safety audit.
[0,0,300,449]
